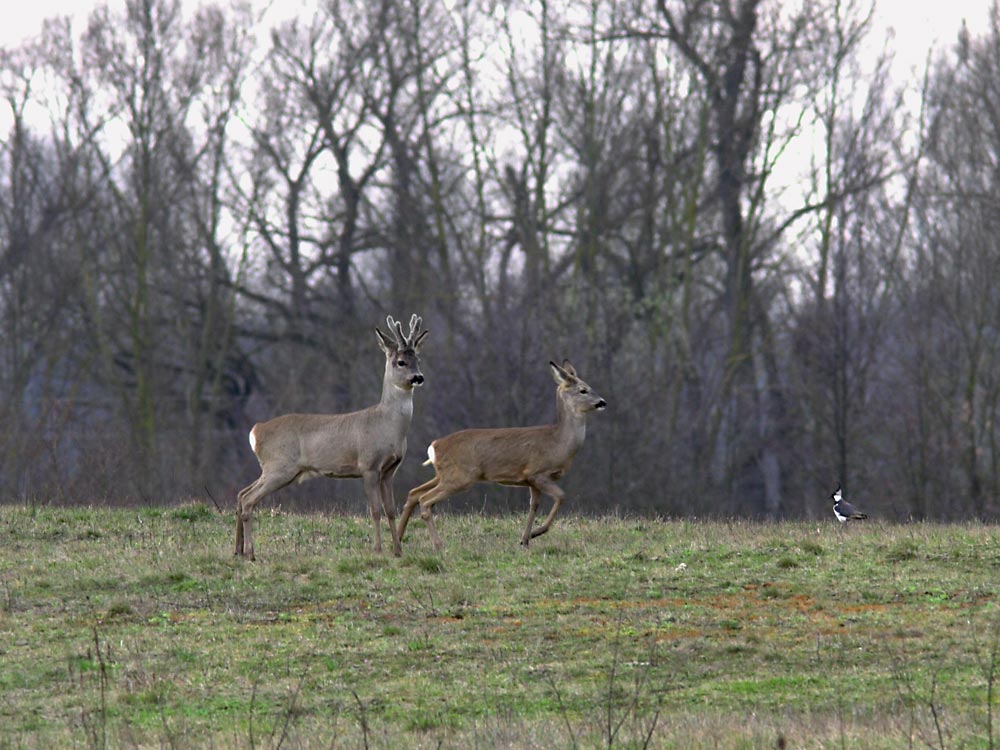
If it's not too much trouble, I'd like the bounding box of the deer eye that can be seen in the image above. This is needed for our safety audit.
[396,359,407,367]
[579,387,589,394]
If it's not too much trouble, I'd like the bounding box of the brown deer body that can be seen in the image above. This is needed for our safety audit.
[398,360,605,550]
[234,314,428,559]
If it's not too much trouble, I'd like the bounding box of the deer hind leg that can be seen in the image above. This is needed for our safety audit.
[520,485,543,547]
[236,471,295,561]
[399,475,439,541]
[235,477,261,556]
[526,477,566,541]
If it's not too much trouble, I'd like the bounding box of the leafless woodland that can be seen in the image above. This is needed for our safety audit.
[2,0,999,520]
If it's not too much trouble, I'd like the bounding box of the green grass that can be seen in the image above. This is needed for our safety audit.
[1,503,1000,748]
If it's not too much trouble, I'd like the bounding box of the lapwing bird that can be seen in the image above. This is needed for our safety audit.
[832,485,868,523]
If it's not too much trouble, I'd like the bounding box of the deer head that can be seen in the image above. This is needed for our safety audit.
[550,359,607,415]
[375,314,428,390]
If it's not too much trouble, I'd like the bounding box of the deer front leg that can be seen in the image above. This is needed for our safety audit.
[379,470,403,557]
[520,485,542,547]
[526,476,565,540]
[362,471,384,553]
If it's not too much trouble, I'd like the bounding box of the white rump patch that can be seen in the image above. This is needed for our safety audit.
[423,444,436,466]
[248,427,257,453]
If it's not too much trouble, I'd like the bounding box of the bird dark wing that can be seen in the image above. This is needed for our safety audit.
[837,500,868,519]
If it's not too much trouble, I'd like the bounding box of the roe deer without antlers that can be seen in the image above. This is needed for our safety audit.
[398,360,606,550]
[234,314,428,560]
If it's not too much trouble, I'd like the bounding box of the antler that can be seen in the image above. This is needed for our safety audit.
[383,313,428,350]
[406,314,422,343]
[385,315,406,348]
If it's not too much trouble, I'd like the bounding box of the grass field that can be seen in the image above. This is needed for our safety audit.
[1,502,999,749]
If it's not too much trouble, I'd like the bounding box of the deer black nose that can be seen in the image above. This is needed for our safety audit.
[411,374,424,385]
[595,399,607,410]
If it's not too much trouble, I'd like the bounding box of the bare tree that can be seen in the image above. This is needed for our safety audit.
[0,0,994,523]
[901,5,1000,517]
[611,0,900,515]
[0,40,92,498]
[784,0,912,516]
[0,0,263,498]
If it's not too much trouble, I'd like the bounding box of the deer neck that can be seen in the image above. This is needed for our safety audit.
[378,372,414,424]
[554,393,587,452]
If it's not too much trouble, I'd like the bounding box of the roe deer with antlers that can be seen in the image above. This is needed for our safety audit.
[398,360,606,550]
[234,314,428,560]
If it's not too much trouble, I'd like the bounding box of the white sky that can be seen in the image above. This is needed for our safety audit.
[1,0,113,48]
[0,0,989,63]
[874,0,990,75]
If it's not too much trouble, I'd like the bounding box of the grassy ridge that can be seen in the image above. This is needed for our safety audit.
[1,503,999,748]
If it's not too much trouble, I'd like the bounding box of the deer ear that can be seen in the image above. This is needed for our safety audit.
[550,360,576,386]
[560,359,578,378]
[413,329,429,351]
[375,327,396,355]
